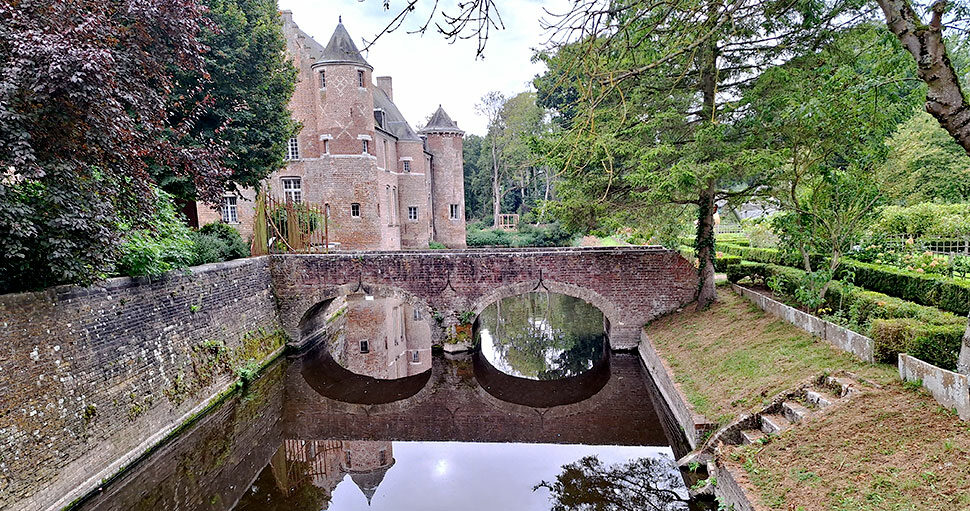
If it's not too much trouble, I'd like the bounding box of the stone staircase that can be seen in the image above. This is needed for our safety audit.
[679,372,869,504]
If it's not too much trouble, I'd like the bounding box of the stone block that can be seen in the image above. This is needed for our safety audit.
[899,353,970,420]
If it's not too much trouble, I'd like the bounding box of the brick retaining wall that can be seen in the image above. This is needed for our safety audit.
[0,258,283,511]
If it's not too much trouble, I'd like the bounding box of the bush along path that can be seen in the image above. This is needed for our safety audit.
[645,288,970,510]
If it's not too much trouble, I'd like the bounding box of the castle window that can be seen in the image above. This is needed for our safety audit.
[357,70,365,88]
[413,309,422,320]
[362,139,369,154]
[323,139,330,154]
[286,137,299,160]
[403,160,411,172]
[282,177,302,203]
[359,340,369,353]
[319,70,326,89]
[450,204,460,220]
[345,451,352,467]
[221,196,238,224]
[379,450,388,466]
[407,206,418,221]
[351,203,361,217]
[411,350,420,363]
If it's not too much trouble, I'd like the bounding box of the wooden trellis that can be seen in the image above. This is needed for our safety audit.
[251,191,332,255]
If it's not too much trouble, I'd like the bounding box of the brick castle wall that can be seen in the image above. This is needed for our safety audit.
[0,258,283,511]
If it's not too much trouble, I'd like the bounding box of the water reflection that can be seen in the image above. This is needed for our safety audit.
[72,353,694,511]
[238,441,683,511]
[323,293,432,379]
[476,292,607,380]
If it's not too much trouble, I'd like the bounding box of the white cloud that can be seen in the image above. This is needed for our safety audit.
[277,0,569,135]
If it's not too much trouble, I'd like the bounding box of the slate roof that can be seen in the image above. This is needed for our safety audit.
[350,463,393,505]
[419,106,463,134]
[373,87,421,141]
[318,22,372,69]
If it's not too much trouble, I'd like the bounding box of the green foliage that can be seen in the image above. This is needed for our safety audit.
[730,262,966,370]
[116,191,195,278]
[159,0,298,199]
[190,222,249,266]
[872,203,970,237]
[720,242,970,316]
[879,111,970,204]
[466,223,573,248]
[428,241,447,250]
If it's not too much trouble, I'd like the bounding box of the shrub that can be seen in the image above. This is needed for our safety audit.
[116,191,195,277]
[873,203,970,237]
[467,228,512,247]
[730,261,967,370]
[720,241,970,316]
[429,241,447,249]
[869,319,964,370]
[715,254,742,272]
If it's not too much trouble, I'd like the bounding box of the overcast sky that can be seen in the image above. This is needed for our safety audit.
[276,0,569,135]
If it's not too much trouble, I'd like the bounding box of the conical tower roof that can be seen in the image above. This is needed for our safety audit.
[419,105,463,134]
[350,463,392,505]
[318,21,372,69]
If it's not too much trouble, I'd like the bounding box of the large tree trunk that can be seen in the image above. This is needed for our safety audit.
[490,139,501,228]
[695,185,718,311]
[877,0,970,373]
[877,0,970,153]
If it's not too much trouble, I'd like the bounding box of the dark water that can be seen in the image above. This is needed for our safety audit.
[476,292,607,380]
[73,292,695,511]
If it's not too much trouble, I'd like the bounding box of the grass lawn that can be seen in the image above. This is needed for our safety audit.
[644,285,970,510]
[645,287,892,425]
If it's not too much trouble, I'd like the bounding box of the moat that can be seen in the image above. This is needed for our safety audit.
[68,292,696,510]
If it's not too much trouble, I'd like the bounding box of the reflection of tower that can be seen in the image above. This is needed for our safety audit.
[278,439,394,508]
[343,440,395,505]
[335,294,432,379]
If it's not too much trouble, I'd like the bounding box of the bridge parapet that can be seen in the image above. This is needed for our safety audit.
[270,246,698,350]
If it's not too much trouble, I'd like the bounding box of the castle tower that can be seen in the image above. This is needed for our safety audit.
[312,22,376,156]
[420,107,467,248]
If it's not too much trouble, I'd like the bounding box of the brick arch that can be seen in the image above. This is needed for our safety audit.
[469,279,624,328]
[271,247,698,350]
[294,281,437,350]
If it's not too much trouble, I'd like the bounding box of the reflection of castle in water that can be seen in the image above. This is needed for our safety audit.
[330,294,432,379]
[271,439,394,508]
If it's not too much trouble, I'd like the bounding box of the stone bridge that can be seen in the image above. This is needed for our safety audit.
[270,246,698,350]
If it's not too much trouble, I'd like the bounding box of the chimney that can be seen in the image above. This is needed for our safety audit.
[376,76,393,101]
[280,10,293,24]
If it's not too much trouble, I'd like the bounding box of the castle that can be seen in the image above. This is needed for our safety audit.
[198,12,467,249]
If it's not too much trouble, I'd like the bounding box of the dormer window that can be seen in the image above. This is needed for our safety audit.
[357,70,365,88]
[374,109,386,129]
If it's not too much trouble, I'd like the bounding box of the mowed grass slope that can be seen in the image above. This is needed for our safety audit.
[645,287,891,425]
[645,285,970,510]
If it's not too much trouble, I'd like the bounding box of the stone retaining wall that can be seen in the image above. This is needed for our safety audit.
[899,354,970,420]
[0,258,283,511]
[732,284,874,363]
[637,330,716,449]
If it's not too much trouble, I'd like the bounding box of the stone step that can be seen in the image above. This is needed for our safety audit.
[760,413,791,435]
[805,389,834,408]
[740,429,766,445]
[825,376,858,397]
[782,401,811,423]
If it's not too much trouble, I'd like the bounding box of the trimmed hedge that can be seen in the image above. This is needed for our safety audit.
[678,246,742,271]
[729,262,966,370]
[719,242,970,316]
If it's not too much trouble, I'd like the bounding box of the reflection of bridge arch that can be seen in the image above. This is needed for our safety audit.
[295,281,437,351]
[284,351,671,446]
[472,347,611,408]
[470,279,620,341]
